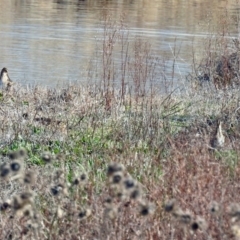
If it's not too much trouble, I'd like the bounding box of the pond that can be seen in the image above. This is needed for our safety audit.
[0,0,239,88]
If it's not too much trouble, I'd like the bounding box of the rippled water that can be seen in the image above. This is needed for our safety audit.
[0,0,239,87]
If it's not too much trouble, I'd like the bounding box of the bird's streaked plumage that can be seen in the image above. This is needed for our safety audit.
[210,121,225,149]
[0,67,14,90]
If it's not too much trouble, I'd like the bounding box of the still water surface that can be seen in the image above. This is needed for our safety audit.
[0,0,239,87]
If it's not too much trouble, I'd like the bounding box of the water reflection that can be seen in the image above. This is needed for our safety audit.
[0,0,239,87]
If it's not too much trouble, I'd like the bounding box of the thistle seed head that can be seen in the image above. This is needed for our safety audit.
[10,161,22,172]
[191,216,207,231]
[73,173,88,186]
[139,202,155,216]
[23,171,36,185]
[18,149,27,159]
[51,185,63,196]
[8,151,19,160]
[123,177,136,190]
[0,166,10,179]
[111,172,123,185]
[164,199,177,213]
[129,186,142,200]
[103,197,113,208]
[12,192,33,211]
[0,201,11,211]
[209,201,221,216]
[179,212,192,224]
[107,163,124,176]
[78,208,91,220]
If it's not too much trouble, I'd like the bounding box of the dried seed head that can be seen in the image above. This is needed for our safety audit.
[105,197,112,204]
[10,161,22,172]
[51,184,65,196]
[23,206,33,217]
[78,208,91,220]
[23,209,31,217]
[12,192,33,211]
[129,186,142,200]
[0,201,11,211]
[103,197,113,208]
[139,202,155,216]
[191,221,199,231]
[79,210,86,218]
[123,177,136,190]
[111,172,123,184]
[20,192,33,201]
[8,151,19,160]
[0,166,10,179]
[73,178,80,185]
[18,149,27,159]
[5,231,13,240]
[107,163,124,176]
[209,201,221,216]
[8,149,27,161]
[178,211,192,224]
[27,221,41,231]
[124,201,131,207]
[15,204,33,217]
[51,186,61,196]
[73,173,88,186]
[191,216,207,232]
[80,173,87,181]
[23,171,35,185]
[116,191,125,200]
[164,199,177,213]
[41,152,53,163]
[21,227,30,236]
[12,196,22,210]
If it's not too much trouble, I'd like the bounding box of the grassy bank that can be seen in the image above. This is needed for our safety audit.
[1,14,240,240]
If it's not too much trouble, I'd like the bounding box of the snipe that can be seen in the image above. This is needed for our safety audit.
[0,67,14,90]
[210,121,225,149]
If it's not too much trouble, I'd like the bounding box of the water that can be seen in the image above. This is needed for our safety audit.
[0,0,239,87]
